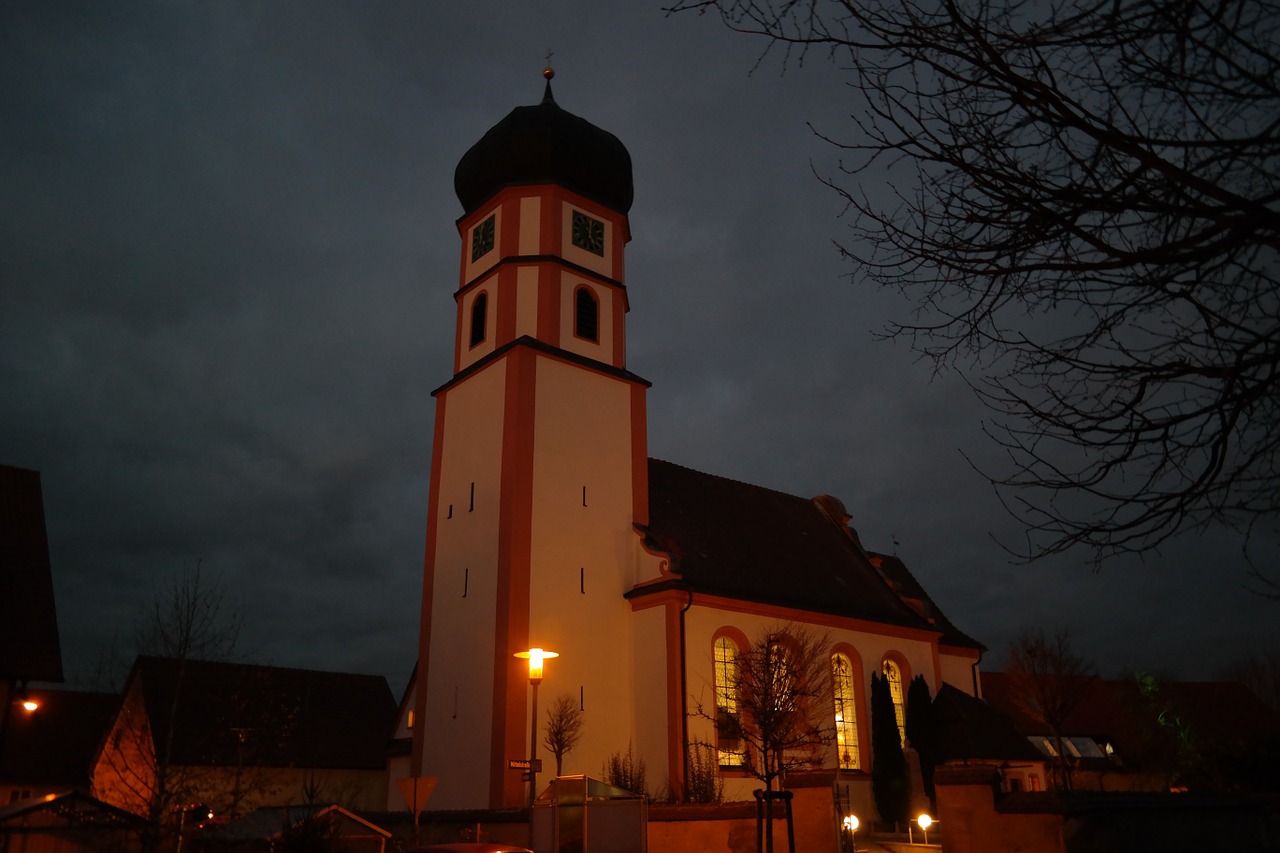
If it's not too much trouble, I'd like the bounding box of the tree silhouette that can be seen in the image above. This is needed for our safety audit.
[1006,629,1095,790]
[870,673,908,825]
[670,0,1280,580]
[543,692,585,776]
[904,675,937,803]
[711,625,833,794]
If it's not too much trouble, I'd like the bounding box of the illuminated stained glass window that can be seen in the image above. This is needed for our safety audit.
[832,654,859,769]
[883,659,905,746]
[714,636,744,767]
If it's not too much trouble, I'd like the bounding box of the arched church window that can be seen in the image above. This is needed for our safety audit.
[832,653,859,769]
[714,636,744,768]
[470,292,488,347]
[575,286,599,342]
[883,658,906,745]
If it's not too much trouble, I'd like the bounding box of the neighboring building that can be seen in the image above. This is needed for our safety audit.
[0,464,64,719]
[93,656,397,823]
[0,687,117,804]
[404,73,985,817]
[982,671,1280,792]
[931,682,1048,794]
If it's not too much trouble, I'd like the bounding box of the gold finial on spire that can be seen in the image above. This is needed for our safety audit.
[544,49,555,80]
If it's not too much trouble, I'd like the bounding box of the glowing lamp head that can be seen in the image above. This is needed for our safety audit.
[21,698,40,712]
[515,647,558,682]
[842,815,859,833]
[917,814,933,831]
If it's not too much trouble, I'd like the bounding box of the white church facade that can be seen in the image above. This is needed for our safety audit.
[393,72,984,815]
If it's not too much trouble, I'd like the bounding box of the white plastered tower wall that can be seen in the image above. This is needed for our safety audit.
[413,168,663,809]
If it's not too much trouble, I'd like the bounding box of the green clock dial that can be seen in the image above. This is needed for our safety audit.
[571,211,605,256]
[471,215,495,261]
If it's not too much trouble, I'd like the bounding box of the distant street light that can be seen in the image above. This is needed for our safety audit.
[514,648,558,808]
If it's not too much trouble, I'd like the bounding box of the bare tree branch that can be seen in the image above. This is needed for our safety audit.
[669,0,1280,572]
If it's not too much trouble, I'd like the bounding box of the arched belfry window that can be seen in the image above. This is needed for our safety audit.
[469,292,488,347]
[832,653,860,769]
[575,286,599,342]
[883,659,906,746]
[713,636,744,768]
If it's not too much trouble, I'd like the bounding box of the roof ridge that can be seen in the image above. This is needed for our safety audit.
[647,457,816,503]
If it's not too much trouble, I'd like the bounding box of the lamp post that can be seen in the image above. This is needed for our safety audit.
[514,648,558,808]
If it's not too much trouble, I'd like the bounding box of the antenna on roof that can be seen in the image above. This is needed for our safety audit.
[892,534,900,555]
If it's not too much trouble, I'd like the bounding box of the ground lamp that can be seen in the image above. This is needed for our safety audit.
[514,647,558,807]
[841,814,858,853]
[917,813,933,845]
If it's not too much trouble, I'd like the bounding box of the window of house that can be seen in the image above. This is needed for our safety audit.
[575,287,599,342]
[832,653,860,770]
[883,659,906,745]
[470,292,488,347]
[714,636,744,768]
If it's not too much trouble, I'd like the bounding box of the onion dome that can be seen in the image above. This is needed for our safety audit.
[454,69,634,215]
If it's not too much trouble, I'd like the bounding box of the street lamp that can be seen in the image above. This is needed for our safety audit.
[514,648,558,807]
[841,814,858,853]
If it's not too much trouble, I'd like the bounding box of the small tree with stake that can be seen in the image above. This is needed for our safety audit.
[543,693,584,777]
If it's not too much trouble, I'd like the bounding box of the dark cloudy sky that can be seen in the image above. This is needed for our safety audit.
[4,2,1274,696]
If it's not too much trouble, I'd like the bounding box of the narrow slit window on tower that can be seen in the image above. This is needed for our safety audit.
[575,287,599,342]
[470,292,488,347]
[469,482,475,512]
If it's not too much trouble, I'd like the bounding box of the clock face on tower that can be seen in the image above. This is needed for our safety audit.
[571,210,605,256]
[471,214,495,262]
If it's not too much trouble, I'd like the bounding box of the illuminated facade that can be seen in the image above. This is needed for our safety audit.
[404,75,984,813]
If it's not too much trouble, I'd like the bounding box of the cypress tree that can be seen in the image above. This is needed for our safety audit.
[870,672,909,826]
[905,675,937,802]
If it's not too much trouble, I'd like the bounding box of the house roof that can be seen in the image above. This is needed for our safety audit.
[0,790,147,830]
[0,464,63,682]
[638,458,982,649]
[0,688,117,787]
[981,671,1280,760]
[931,683,1044,763]
[201,804,392,843]
[126,656,396,770]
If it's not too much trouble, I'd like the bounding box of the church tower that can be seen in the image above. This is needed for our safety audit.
[411,72,653,810]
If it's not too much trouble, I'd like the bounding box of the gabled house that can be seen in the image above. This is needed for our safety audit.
[93,657,397,826]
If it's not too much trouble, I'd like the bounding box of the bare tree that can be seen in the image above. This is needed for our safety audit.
[1225,650,1280,712]
[543,692,585,776]
[708,625,834,793]
[1005,628,1095,790]
[670,0,1280,577]
[95,563,244,851]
